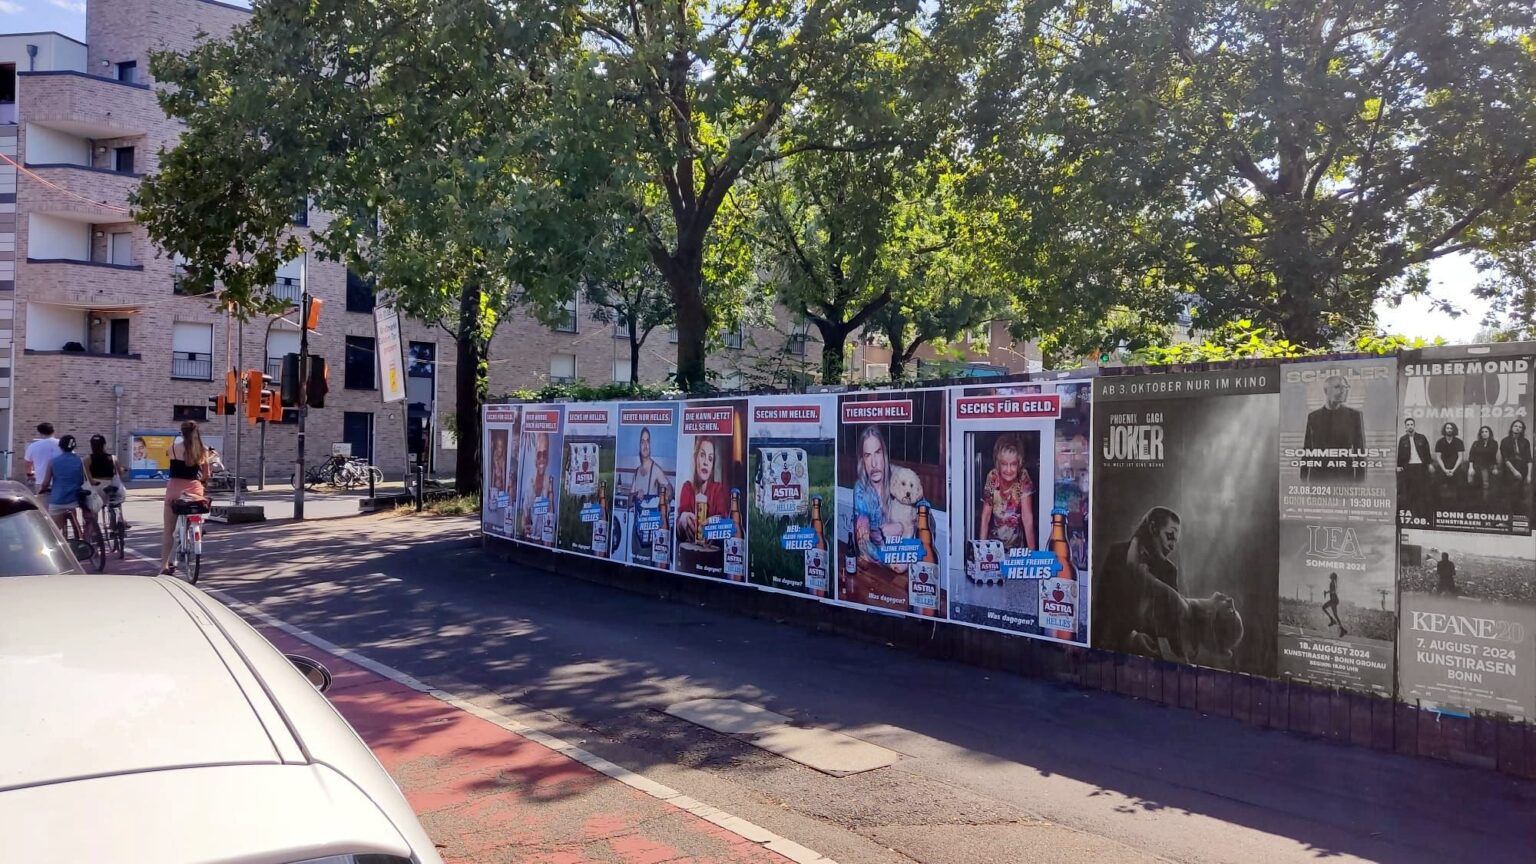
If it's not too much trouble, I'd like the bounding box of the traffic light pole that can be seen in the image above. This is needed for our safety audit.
[234,315,246,506]
[295,290,309,521]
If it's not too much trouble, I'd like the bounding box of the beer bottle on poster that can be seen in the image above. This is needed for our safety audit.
[810,497,827,549]
[730,488,744,538]
[909,502,940,617]
[653,484,672,567]
[1046,506,1075,641]
[807,495,828,598]
[592,480,610,557]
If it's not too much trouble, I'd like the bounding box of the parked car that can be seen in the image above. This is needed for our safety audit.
[0,574,443,864]
[0,479,87,576]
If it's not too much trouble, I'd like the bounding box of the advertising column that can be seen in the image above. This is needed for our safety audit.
[836,389,949,617]
[615,402,681,569]
[1277,359,1398,695]
[947,381,1092,644]
[1398,346,1536,719]
[675,400,750,581]
[1091,367,1280,675]
[557,406,618,559]
[482,404,521,541]
[514,405,564,547]
[747,395,838,596]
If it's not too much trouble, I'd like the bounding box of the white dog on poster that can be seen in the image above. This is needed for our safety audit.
[885,464,923,540]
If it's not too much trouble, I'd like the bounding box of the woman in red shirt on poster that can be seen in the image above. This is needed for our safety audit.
[676,436,729,543]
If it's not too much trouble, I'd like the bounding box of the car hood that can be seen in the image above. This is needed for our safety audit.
[0,575,290,791]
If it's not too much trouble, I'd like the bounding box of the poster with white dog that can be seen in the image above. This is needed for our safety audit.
[836,389,950,617]
[1091,367,1281,676]
[947,380,1092,644]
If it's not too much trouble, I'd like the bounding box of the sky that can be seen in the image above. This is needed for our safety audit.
[3,2,1494,344]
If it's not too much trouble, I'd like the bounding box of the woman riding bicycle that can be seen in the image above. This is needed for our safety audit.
[37,434,93,533]
[85,434,127,502]
[160,421,211,576]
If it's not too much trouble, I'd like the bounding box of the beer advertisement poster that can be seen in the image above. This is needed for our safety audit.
[513,405,564,548]
[1277,358,1398,696]
[482,404,522,542]
[747,395,837,596]
[674,399,750,581]
[836,389,950,618]
[557,406,619,559]
[614,402,682,570]
[946,381,1092,644]
[1397,529,1536,720]
[1091,368,1280,676]
[1397,346,1534,535]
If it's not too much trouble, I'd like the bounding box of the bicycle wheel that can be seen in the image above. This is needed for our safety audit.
[366,466,384,485]
[89,519,108,572]
[176,526,202,585]
[111,508,126,559]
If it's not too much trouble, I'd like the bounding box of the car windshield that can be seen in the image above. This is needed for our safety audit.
[0,500,82,576]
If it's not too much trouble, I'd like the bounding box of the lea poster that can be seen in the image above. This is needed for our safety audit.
[747,395,837,596]
[946,381,1092,644]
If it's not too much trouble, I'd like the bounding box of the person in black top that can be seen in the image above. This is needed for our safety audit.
[1321,572,1346,637]
[1468,425,1499,504]
[1500,419,1532,518]
[84,434,127,506]
[1435,552,1458,596]
[1434,422,1467,506]
[1302,376,1366,481]
[1397,418,1433,519]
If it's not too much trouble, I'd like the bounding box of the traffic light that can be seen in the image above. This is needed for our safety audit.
[223,369,238,404]
[263,390,283,423]
[304,297,324,331]
[244,370,274,424]
[207,394,235,417]
[280,353,301,406]
[306,356,329,408]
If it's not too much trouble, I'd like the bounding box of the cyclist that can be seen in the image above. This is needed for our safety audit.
[85,434,127,496]
[160,421,212,576]
[37,434,93,534]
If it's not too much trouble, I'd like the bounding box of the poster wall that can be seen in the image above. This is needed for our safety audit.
[557,406,618,559]
[1091,368,1281,676]
[513,405,564,547]
[747,395,838,596]
[947,381,1092,644]
[483,405,521,541]
[675,400,750,581]
[1277,359,1398,696]
[614,402,681,569]
[836,389,949,617]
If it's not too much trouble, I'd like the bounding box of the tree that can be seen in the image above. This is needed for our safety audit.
[1475,245,1536,342]
[1006,0,1536,347]
[579,222,676,384]
[574,0,923,391]
[134,0,606,493]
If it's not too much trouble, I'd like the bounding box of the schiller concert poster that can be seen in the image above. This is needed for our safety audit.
[1091,368,1279,676]
[1276,358,1397,696]
[557,406,618,559]
[1397,346,1534,535]
[836,389,949,617]
[482,404,521,542]
[513,404,564,548]
[947,381,1091,644]
[614,402,681,570]
[674,399,750,581]
[747,395,837,596]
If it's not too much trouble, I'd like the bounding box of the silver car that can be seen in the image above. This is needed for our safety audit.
[0,573,443,864]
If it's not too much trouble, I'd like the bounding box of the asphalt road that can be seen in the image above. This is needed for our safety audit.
[140,513,1536,864]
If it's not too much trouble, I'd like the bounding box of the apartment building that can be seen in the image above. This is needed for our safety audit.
[5,0,1035,482]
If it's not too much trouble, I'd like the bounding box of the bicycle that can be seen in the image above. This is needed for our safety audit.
[290,455,383,490]
[100,486,128,560]
[59,506,107,572]
[167,497,210,584]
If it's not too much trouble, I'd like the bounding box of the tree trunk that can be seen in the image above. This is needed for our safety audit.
[658,250,710,392]
[629,323,642,385]
[887,327,909,380]
[816,321,850,384]
[454,281,487,495]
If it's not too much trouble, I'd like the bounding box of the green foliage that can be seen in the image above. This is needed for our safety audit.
[1134,320,1443,366]
[1474,244,1536,342]
[505,381,680,404]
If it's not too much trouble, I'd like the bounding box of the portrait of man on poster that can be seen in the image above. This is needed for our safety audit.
[1302,375,1365,481]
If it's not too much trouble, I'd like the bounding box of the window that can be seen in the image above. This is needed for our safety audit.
[274,256,303,304]
[787,333,808,357]
[720,368,743,391]
[292,197,309,226]
[108,318,131,355]
[723,326,745,350]
[549,353,577,384]
[266,328,299,380]
[612,357,632,384]
[344,335,376,390]
[612,313,630,340]
[345,268,375,313]
[171,322,214,380]
[668,327,679,344]
[864,363,889,380]
[112,146,134,174]
[173,405,208,423]
[115,61,136,84]
[553,298,577,333]
[108,232,132,266]
[342,412,375,463]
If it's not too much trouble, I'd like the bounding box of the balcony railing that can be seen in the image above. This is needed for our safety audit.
[272,277,302,305]
[171,352,213,381]
[0,102,15,125]
[266,358,283,379]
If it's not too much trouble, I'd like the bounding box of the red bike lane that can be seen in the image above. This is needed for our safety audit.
[255,625,802,864]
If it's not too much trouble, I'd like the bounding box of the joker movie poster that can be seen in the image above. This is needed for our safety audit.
[1277,358,1398,696]
[557,406,618,559]
[513,405,564,547]
[482,404,521,541]
[1398,346,1534,535]
[947,381,1091,644]
[836,389,949,617]
[1091,368,1280,676]
[747,395,837,596]
[614,402,681,570]
[674,400,750,581]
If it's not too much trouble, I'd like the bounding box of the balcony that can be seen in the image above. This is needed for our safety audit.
[23,164,140,222]
[0,102,15,125]
[19,71,152,140]
[171,351,213,381]
[272,277,302,305]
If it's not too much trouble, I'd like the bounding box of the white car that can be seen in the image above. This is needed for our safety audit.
[0,574,443,864]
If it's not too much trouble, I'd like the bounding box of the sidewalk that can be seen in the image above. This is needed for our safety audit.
[254,624,800,864]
